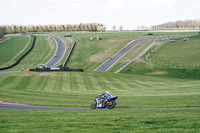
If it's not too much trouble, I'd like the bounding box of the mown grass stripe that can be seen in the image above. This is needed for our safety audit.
[43,74,56,92]
[25,74,43,91]
[37,75,50,91]
[14,76,32,90]
[61,73,71,91]
[118,78,137,90]
[99,76,119,91]
[111,78,133,91]
[94,75,107,91]
[88,74,103,91]
[70,73,78,91]
[82,74,94,90]
[1,76,24,90]
[53,73,62,92]
[75,73,87,91]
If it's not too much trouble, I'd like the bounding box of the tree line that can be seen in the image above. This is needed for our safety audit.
[152,19,200,30]
[0,23,106,35]
[0,27,6,39]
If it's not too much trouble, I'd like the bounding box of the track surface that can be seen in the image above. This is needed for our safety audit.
[45,35,66,68]
[0,103,88,110]
[95,38,152,72]
[0,36,11,43]
[0,71,21,74]
[0,103,200,110]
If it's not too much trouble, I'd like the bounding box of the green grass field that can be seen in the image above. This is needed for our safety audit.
[1,35,57,71]
[149,35,200,69]
[121,34,200,79]
[1,109,200,133]
[0,35,30,68]
[0,31,200,132]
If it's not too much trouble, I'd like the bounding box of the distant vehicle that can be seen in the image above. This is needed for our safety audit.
[148,33,153,35]
[64,33,71,37]
[169,40,176,42]
[54,54,57,57]
[182,38,187,41]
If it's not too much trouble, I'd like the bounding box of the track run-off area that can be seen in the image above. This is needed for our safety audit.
[1,102,200,110]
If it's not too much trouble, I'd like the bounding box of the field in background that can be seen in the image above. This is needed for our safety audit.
[0,35,30,68]
[1,35,57,71]
[121,34,200,79]
[0,31,200,132]
[50,31,198,71]
[1,31,200,107]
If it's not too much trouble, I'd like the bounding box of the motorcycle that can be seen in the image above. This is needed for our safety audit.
[91,96,118,109]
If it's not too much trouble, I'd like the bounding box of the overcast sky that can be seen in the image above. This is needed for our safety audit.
[0,0,200,30]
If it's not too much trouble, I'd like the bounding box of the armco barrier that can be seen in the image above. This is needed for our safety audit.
[63,41,76,67]
[0,35,36,70]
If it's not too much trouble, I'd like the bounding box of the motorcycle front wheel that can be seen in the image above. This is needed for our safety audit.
[91,101,97,109]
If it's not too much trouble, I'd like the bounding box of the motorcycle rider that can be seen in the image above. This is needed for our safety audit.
[98,91,112,100]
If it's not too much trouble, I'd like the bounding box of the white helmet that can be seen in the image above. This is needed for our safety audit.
[106,91,112,96]
[106,91,110,94]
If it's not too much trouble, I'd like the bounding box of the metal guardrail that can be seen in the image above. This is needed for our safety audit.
[115,41,156,73]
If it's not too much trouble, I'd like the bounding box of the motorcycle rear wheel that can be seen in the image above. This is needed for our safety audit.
[107,101,117,109]
[91,102,97,109]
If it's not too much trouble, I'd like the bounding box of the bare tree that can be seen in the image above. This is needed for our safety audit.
[112,25,116,31]
[119,26,123,31]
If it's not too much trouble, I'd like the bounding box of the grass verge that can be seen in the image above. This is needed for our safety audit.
[0,109,200,133]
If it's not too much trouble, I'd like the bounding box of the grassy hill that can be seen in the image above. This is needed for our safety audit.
[50,31,198,71]
[121,34,200,79]
[0,31,200,108]
[0,31,200,132]
[1,35,57,71]
[0,35,30,68]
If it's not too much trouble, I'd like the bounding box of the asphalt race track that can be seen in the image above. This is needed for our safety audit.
[0,103,89,110]
[45,35,66,68]
[95,38,152,72]
[0,36,11,43]
[1,103,200,110]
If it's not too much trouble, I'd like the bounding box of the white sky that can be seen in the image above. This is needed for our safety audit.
[0,0,200,30]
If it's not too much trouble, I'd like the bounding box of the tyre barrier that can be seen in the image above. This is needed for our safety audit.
[63,41,76,67]
[0,35,36,70]
[29,67,84,72]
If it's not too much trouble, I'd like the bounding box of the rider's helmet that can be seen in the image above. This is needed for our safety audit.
[106,91,110,94]
[105,91,112,97]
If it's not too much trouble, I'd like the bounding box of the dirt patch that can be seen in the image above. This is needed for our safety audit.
[155,41,166,46]
[88,40,121,62]
[46,37,55,50]
[62,37,73,44]
[147,71,168,75]
[89,53,110,62]
[136,58,154,68]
